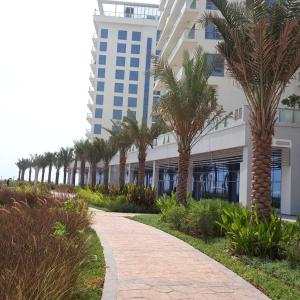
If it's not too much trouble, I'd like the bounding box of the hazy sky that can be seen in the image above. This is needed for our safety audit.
[0,0,159,179]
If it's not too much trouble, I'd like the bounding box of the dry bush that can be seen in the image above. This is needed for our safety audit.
[0,190,91,300]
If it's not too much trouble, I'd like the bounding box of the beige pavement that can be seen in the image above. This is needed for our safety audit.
[91,209,270,300]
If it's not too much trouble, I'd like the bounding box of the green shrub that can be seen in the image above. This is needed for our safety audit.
[156,193,177,221]
[165,205,187,230]
[287,242,300,268]
[218,206,293,259]
[76,187,103,204]
[126,184,156,208]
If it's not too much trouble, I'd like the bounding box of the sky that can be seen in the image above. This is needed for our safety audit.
[0,0,159,180]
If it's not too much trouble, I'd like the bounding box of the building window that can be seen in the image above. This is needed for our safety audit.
[153,96,160,107]
[96,95,104,105]
[97,68,105,78]
[95,108,103,118]
[116,56,126,66]
[156,30,161,42]
[130,57,139,67]
[128,84,138,94]
[131,44,140,54]
[114,83,124,93]
[100,29,108,38]
[114,96,123,106]
[98,55,106,65]
[99,42,107,51]
[206,0,218,10]
[207,54,224,77]
[129,71,139,81]
[94,124,102,134]
[128,97,137,108]
[118,30,127,40]
[115,69,125,80]
[112,125,121,132]
[127,110,136,119]
[113,109,122,120]
[117,43,126,53]
[97,81,105,91]
[132,31,141,41]
[205,21,222,40]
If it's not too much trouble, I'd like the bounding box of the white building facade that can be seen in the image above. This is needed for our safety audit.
[87,0,159,140]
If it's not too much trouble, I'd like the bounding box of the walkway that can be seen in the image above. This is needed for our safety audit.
[91,209,269,300]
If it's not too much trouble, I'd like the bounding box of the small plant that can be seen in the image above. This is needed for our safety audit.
[53,222,67,237]
[156,193,177,222]
[126,184,156,208]
[165,205,187,230]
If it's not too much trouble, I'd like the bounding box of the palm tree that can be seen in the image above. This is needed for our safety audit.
[16,159,22,181]
[31,155,43,183]
[54,152,63,185]
[28,157,33,182]
[204,0,300,219]
[44,152,56,183]
[60,147,74,185]
[39,155,49,184]
[153,48,223,205]
[105,121,133,187]
[85,140,103,188]
[74,139,89,187]
[122,117,165,188]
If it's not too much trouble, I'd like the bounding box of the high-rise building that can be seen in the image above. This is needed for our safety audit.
[86,0,159,140]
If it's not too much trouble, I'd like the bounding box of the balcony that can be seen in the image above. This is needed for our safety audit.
[91,46,97,60]
[87,99,93,111]
[86,129,92,139]
[88,86,95,97]
[277,108,300,124]
[167,28,199,66]
[89,73,96,85]
[86,113,93,124]
[90,59,97,74]
[92,33,98,47]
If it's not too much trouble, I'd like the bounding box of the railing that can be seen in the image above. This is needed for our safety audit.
[87,113,93,119]
[277,108,300,124]
[89,86,95,92]
[90,59,96,65]
[94,9,159,20]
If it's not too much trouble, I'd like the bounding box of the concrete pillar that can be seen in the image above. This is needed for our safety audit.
[151,161,159,192]
[127,164,133,184]
[239,146,252,208]
[108,165,112,185]
[281,164,292,215]
[187,162,193,195]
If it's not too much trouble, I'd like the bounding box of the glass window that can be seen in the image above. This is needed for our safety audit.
[117,43,126,53]
[115,69,125,80]
[97,68,105,78]
[205,21,222,40]
[112,125,121,132]
[95,108,103,118]
[156,30,161,42]
[132,31,141,41]
[114,96,123,106]
[94,124,102,134]
[97,81,105,91]
[96,95,104,105]
[118,30,127,40]
[129,71,139,81]
[98,55,106,65]
[127,110,136,119]
[128,97,137,108]
[131,44,140,54]
[206,0,218,9]
[113,109,122,120]
[100,29,108,38]
[206,54,224,76]
[114,83,124,93]
[99,42,107,51]
[130,57,139,67]
[116,56,126,66]
[128,84,138,94]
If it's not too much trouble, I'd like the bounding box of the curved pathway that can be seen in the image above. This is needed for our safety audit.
[91,209,269,300]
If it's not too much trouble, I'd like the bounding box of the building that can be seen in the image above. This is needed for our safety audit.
[86,0,159,140]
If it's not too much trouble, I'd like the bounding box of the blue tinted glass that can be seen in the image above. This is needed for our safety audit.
[156,30,161,42]
[127,110,136,119]
[117,43,126,53]
[94,124,102,134]
[131,44,140,54]
[115,70,125,80]
[128,84,138,94]
[207,54,224,76]
[97,81,105,91]
[205,21,222,40]
[112,125,121,132]
[95,108,103,118]
[118,30,127,40]
[114,96,123,106]
[99,42,107,51]
[206,0,217,9]
[113,110,122,120]
[129,71,139,81]
[98,55,106,65]
[130,58,139,67]
[114,83,124,93]
[132,31,141,41]
[128,97,137,107]
[97,68,105,78]
[116,56,126,66]
[100,29,108,38]
[96,95,104,105]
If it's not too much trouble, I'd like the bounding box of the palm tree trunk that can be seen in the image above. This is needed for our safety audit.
[80,160,86,187]
[119,149,126,187]
[251,131,272,220]
[91,165,96,188]
[72,157,78,186]
[55,169,60,185]
[21,169,25,181]
[48,164,52,183]
[41,167,45,183]
[104,161,109,193]
[138,150,146,188]
[18,169,21,181]
[177,147,191,206]
[63,167,67,184]
[29,167,32,182]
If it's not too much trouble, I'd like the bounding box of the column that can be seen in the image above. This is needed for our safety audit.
[187,162,193,195]
[151,161,159,192]
[239,146,252,208]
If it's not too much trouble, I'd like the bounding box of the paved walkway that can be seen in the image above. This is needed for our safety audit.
[91,209,269,300]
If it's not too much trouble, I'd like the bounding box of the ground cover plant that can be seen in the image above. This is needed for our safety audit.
[0,187,104,300]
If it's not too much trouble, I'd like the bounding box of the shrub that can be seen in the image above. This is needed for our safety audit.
[76,187,104,205]
[126,184,156,208]
[165,205,187,230]
[156,193,177,222]
[56,184,76,194]
[287,242,300,268]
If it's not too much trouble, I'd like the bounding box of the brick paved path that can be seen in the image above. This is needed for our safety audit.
[91,209,269,300]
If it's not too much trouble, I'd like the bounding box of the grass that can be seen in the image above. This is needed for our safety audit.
[131,214,300,300]
[73,228,106,300]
